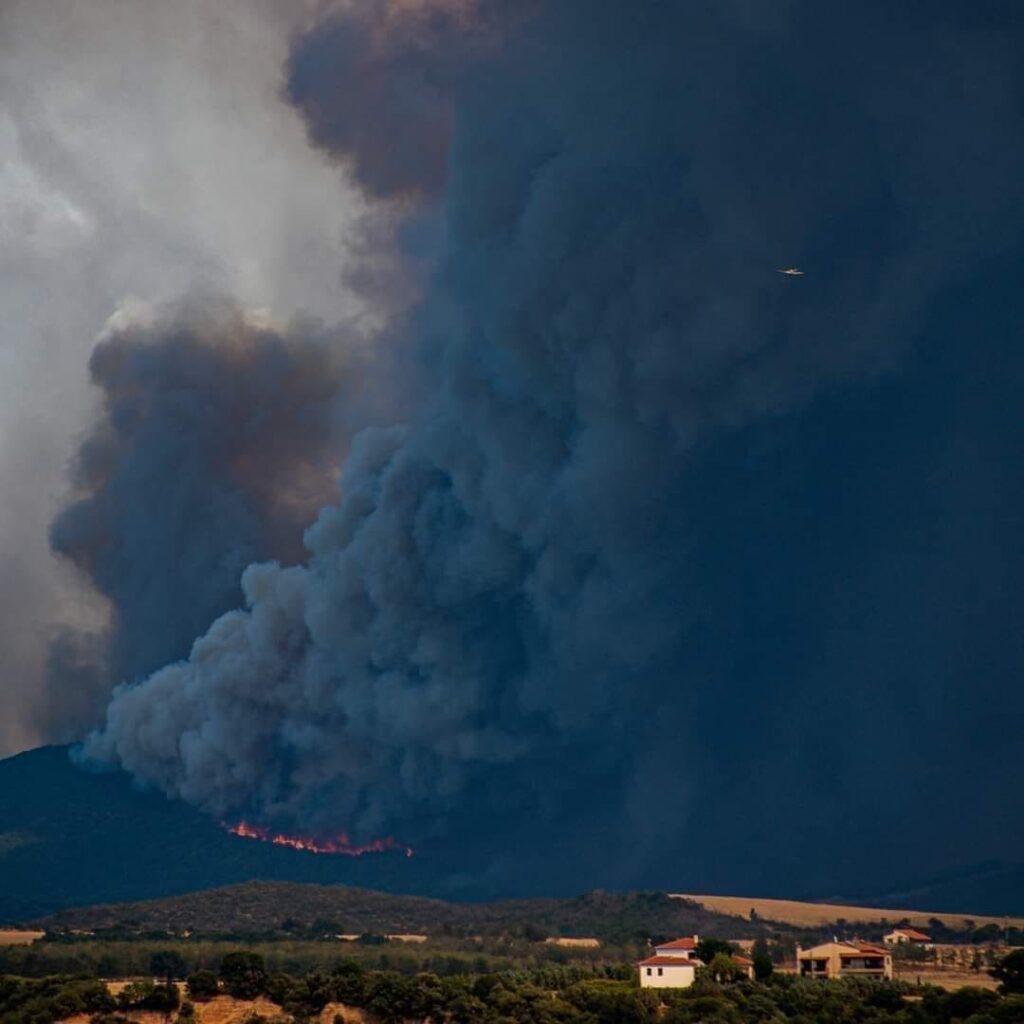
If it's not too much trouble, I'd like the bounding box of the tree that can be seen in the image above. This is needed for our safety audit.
[309,918,344,938]
[365,973,419,1024]
[991,948,1024,994]
[943,986,998,1021]
[974,924,1003,944]
[704,953,746,985]
[565,980,653,1024]
[695,938,737,965]
[329,961,368,1005]
[264,972,300,1008]
[893,941,930,964]
[150,951,188,985]
[117,981,180,1013]
[219,952,268,999]
[664,994,740,1024]
[751,938,773,981]
[186,970,220,1001]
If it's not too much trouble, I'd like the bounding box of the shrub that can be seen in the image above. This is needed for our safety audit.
[187,970,220,1001]
[220,952,268,999]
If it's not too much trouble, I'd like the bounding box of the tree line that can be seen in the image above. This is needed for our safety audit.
[3,948,1024,1024]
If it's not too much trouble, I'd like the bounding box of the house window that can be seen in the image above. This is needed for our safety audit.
[657,968,663,976]
[646,968,651,976]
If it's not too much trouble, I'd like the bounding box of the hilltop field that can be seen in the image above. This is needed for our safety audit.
[0,930,43,946]
[678,894,1024,931]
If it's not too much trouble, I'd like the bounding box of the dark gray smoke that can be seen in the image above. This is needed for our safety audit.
[83,0,1024,893]
[285,0,492,202]
[44,298,357,736]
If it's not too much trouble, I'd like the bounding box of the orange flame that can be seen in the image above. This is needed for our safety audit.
[225,820,413,858]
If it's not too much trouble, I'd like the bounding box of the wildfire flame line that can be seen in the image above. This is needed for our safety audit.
[224,820,413,858]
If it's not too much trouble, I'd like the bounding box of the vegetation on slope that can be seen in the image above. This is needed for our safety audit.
[0,748,422,921]
[33,886,762,944]
[3,948,1024,1024]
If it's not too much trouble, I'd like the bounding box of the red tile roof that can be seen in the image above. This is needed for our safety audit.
[656,938,698,950]
[839,944,889,957]
[638,956,700,967]
[891,928,931,941]
[800,941,891,959]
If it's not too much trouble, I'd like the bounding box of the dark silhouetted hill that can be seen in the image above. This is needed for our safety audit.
[840,861,1024,918]
[0,746,428,921]
[33,880,753,940]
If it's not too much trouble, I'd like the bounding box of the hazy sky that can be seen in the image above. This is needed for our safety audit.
[0,0,372,753]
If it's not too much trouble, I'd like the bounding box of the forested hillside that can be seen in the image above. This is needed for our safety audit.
[35,883,755,942]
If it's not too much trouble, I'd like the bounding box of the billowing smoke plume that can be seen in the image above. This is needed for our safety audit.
[83,0,1024,891]
[44,299,360,736]
[0,0,374,756]
[286,0,493,202]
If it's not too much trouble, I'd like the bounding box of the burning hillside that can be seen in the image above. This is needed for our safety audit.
[225,821,413,858]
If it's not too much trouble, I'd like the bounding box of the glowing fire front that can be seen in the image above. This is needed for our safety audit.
[225,820,413,858]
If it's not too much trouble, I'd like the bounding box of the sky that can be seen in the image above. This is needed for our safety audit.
[0,0,379,750]
[2,0,1023,900]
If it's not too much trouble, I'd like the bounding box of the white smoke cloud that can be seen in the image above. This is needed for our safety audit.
[0,0,373,755]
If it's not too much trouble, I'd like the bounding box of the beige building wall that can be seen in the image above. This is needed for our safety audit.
[638,963,697,989]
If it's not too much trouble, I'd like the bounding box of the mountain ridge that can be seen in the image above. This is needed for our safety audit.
[0,746,431,921]
[3,745,1022,922]
[30,880,752,940]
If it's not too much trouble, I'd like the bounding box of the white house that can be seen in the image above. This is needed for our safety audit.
[883,927,931,947]
[639,935,701,988]
[638,955,699,989]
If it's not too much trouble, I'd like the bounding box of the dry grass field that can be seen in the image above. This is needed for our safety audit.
[62,992,367,1024]
[0,929,44,945]
[894,969,1000,992]
[675,894,1024,931]
[196,995,292,1024]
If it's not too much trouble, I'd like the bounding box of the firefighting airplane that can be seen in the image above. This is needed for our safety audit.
[778,267,804,276]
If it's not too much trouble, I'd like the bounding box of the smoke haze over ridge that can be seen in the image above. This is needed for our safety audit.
[74,0,1024,898]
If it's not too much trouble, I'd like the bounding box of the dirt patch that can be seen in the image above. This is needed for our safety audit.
[72,989,291,1024]
[319,1002,368,1024]
[54,981,375,1024]
[190,996,286,1024]
[105,981,140,997]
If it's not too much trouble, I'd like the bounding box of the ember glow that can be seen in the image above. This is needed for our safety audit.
[225,820,413,857]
